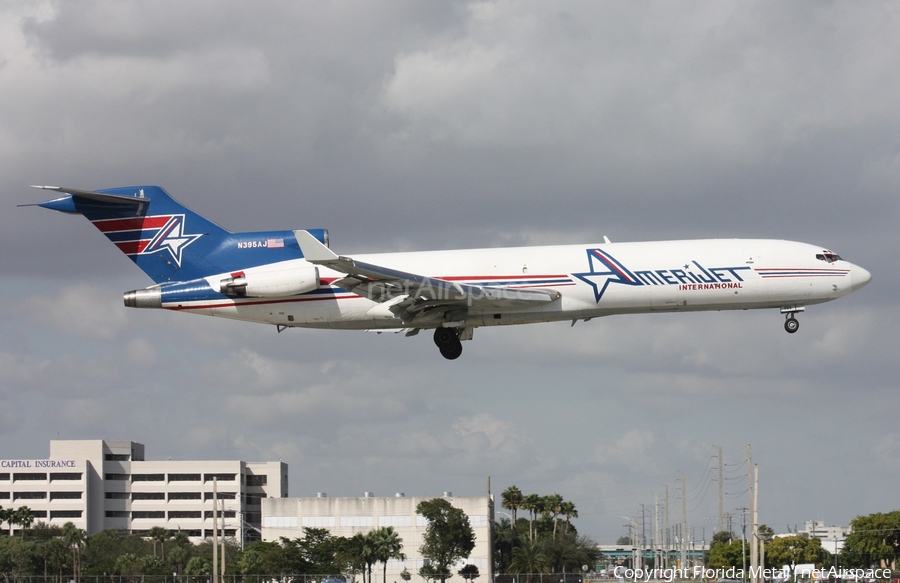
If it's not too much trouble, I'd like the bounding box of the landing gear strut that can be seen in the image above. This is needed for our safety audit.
[433,327,463,360]
[784,314,799,334]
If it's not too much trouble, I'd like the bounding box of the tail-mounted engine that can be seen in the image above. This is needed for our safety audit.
[219,265,320,298]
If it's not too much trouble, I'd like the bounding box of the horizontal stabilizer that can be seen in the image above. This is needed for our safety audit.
[31,185,151,205]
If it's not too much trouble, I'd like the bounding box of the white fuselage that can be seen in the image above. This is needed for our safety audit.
[167,238,870,330]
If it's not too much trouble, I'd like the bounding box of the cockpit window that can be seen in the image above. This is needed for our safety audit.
[816,251,842,263]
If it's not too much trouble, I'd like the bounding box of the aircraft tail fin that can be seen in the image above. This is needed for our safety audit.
[33,185,233,283]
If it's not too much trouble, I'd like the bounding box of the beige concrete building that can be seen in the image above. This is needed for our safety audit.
[262,492,493,582]
[0,439,287,544]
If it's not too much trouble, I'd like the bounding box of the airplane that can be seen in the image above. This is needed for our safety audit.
[27,185,872,360]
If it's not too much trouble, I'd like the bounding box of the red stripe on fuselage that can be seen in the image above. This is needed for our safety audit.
[92,216,171,233]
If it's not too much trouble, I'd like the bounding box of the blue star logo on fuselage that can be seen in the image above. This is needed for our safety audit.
[573,248,643,303]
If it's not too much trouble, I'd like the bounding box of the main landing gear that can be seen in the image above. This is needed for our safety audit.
[434,327,463,360]
[781,306,804,334]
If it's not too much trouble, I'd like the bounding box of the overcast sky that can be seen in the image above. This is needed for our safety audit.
[1,1,898,544]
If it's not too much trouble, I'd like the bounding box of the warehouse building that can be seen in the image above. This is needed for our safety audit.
[0,439,287,544]
[262,492,493,582]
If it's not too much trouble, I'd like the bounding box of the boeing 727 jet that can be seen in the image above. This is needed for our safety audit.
[28,185,871,359]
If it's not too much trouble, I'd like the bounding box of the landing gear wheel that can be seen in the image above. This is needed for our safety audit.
[784,316,799,334]
[433,327,463,360]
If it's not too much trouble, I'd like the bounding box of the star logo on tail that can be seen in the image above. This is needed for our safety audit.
[573,248,643,303]
[142,215,202,267]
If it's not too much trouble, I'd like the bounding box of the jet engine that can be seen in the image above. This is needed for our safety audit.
[219,265,320,297]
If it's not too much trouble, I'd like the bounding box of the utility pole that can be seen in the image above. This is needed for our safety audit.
[641,504,646,571]
[682,471,687,570]
[665,484,670,569]
[738,507,748,578]
[655,494,660,569]
[213,477,218,583]
[718,445,724,534]
[748,445,757,583]
[752,464,759,583]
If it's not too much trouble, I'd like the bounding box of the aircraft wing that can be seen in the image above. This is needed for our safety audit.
[294,230,560,324]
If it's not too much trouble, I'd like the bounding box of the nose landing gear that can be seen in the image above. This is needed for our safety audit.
[784,315,799,333]
[780,306,804,334]
[433,327,463,360]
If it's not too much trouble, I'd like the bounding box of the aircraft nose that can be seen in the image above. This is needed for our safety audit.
[850,264,872,292]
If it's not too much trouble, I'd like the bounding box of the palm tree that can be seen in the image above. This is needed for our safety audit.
[62,522,87,582]
[147,526,170,561]
[501,486,523,541]
[559,501,578,535]
[520,494,541,541]
[508,538,549,583]
[12,506,34,536]
[369,527,405,583]
[544,494,564,539]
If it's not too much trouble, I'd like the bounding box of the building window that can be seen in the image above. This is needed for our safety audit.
[132,492,165,500]
[204,474,236,482]
[0,492,9,499]
[50,510,83,519]
[105,474,129,481]
[223,529,236,537]
[341,516,374,527]
[133,511,166,519]
[379,515,412,527]
[244,512,261,523]
[50,473,82,481]
[0,473,10,481]
[14,491,47,500]
[105,492,130,500]
[169,492,201,500]
[263,516,298,528]
[105,454,130,461]
[245,475,267,487]
[30,510,47,518]
[301,516,335,527]
[49,491,82,500]
[13,473,47,481]
[168,474,201,482]
[105,511,130,518]
[169,511,202,519]
[244,493,265,506]
[132,474,165,482]
[204,492,236,500]
[204,510,236,519]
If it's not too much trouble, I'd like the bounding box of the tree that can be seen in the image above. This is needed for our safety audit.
[369,527,405,583]
[62,522,87,582]
[707,536,746,570]
[508,538,549,583]
[147,526,170,561]
[458,564,480,581]
[10,507,34,536]
[416,498,475,581]
[765,536,828,570]
[559,501,578,536]
[493,518,514,574]
[841,510,900,569]
[501,487,523,541]
[520,494,541,541]
[543,494,564,539]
